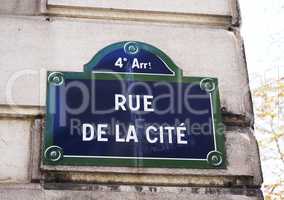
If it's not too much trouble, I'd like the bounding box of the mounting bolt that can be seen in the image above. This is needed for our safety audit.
[124,41,139,55]
[44,145,63,162]
[48,72,64,86]
[207,151,223,167]
[200,78,216,93]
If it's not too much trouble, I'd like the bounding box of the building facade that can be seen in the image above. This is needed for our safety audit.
[0,0,263,199]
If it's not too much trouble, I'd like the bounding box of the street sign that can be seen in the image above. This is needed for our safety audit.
[44,41,225,168]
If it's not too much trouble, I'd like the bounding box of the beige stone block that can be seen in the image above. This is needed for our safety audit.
[0,16,251,117]
[0,0,40,15]
[42,128,262,187]
[0,184,264,200]
[0,119,32,183]
[47,0,233,16]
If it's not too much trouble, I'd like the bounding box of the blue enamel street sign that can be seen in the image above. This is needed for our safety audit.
[44,41,225,168]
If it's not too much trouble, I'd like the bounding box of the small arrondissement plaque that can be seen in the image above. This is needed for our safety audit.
[44,41,225,169]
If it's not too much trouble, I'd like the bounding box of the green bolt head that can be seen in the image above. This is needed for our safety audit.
[200,78,216,93]
[48,72,64,86]
[44,146,63,162]
[207,151,223,167]
[124,42,139,55]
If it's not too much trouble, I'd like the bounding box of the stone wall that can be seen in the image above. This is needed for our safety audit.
[0,0,263,199]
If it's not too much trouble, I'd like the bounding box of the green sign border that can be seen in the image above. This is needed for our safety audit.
[44,41,226,169]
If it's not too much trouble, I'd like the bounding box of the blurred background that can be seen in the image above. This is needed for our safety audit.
[239,0,284,199]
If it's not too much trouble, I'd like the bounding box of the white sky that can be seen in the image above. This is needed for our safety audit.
[239,0,284,87]
[239,0,284,184]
